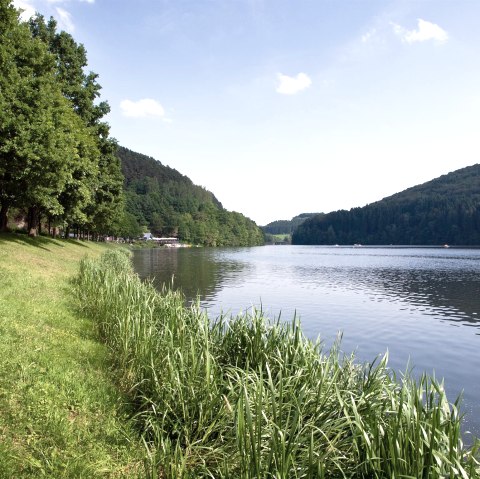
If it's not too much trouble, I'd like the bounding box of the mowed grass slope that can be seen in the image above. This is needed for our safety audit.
[0,234,142,478]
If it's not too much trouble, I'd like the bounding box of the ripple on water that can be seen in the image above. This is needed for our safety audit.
[132,245,480,439]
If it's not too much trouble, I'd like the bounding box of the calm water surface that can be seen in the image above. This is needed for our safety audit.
[132,245,480,439]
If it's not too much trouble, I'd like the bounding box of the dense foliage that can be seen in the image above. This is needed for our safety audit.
[293,164,480,245]
[75,250,480,478]
[261,213,319,234]
[118,146,264,246]
[0,2,124,237]
[0,2,262,245]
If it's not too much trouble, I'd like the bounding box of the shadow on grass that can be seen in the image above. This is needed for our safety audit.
[0,232,91,251]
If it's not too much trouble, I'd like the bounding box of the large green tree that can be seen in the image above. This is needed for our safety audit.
[1,3,123,236]
[28,14,124,236]
[0,0,22,230]
[0,1,90,235]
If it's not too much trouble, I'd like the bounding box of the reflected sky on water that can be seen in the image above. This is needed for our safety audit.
[133,245,480,441]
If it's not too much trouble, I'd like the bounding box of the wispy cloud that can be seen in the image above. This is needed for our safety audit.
[361,28,377,44]
[13,0,93,28]
[392,19,448,44]
[55,7,74,32]
[120,99,166,119]
[276,72,312,95]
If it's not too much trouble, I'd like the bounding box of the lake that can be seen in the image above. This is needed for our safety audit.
[132,245,480,440]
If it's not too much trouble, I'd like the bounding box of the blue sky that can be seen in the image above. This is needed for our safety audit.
[13,0,480,225]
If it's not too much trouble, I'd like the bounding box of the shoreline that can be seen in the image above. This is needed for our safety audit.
[75,248,480,477]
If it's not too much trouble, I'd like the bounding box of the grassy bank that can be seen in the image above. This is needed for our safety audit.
[75,250,480,478]
[0,234,143,478]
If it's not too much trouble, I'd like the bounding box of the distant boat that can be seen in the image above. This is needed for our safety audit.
[353,244,362,248]
[443,244,450,248]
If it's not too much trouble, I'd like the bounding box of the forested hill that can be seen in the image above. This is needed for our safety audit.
[261,213,319,235]
[292,164,480,245]
[118,146,264,246]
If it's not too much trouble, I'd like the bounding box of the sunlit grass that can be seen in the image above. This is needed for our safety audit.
[75,249,480,478]
[0,233,143,478]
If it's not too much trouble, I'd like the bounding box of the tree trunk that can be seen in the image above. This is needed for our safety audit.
[0,204,9,232]
[65,225,70,239]
[27,206,39,237]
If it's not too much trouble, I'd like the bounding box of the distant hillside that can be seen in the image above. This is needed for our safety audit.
[292,164,480,245]
[262,213,320,235]
[117,146,264,246]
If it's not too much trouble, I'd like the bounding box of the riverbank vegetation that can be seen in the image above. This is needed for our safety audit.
[262,213,318,235]
[0,234,143,477]
[118,146,264,246]
[75,249,479,478]
[1,2,264,246]
[264,233,291,244]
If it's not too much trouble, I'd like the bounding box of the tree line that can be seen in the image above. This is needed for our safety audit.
[292,164,480,245]
[0,1,124,238]
[119,146,265,246]
[0,2,264,246]
[261,213,318,235]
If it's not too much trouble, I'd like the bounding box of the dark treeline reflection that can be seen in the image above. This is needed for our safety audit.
[133,246,480,330]
[369,269,479,327]
[132,247,251,306]
[292,261,480,329]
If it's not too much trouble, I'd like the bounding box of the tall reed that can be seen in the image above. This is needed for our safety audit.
[74,250,480,478]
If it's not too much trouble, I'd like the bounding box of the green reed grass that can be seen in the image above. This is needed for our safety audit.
[74,250,480,478]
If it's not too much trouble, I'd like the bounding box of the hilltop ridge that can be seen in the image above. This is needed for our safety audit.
[293,164,480,245]
[117,146,264,246]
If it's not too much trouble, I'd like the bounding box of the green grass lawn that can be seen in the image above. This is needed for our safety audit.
[0,233,143,478]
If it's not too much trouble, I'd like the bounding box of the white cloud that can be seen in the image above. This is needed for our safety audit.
[361,28,377,44]
[55,7,75,32]
[392,19,448,44]
[120,99,166,118]
[13,0,93,27]
[276,72,312,95]
[12,0,36,20]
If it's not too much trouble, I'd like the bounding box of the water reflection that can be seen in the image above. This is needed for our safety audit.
[133,246,480,329]
[372,269,479,327]
[132,247,252,305]
[292,262,480,329]
[132,245,480,439]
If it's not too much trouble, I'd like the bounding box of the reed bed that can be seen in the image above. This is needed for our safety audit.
[74,250,480,478]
